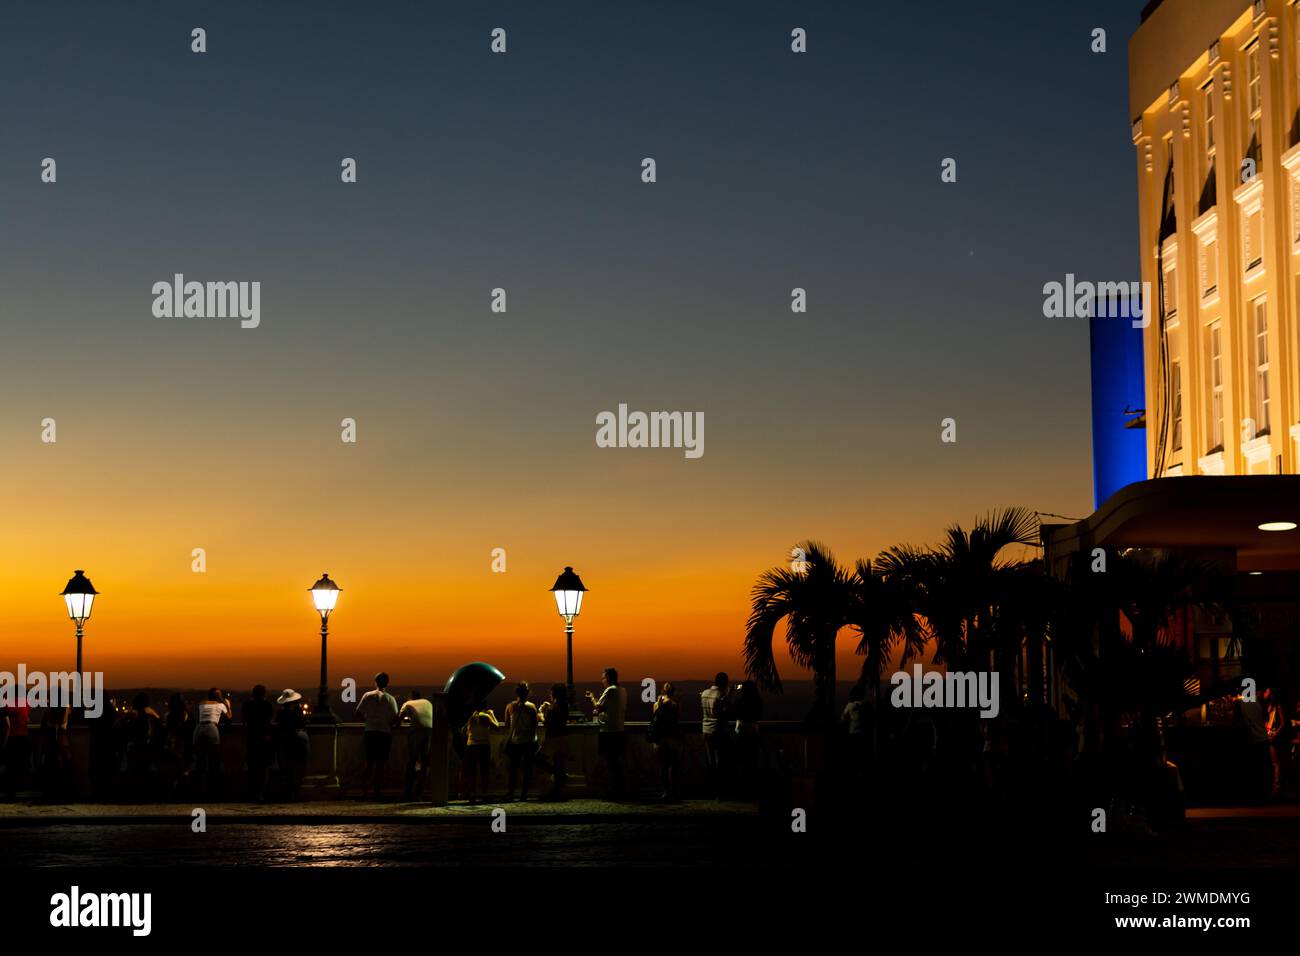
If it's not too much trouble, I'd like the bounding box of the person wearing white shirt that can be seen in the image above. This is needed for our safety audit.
[398,690,434,801]
[587,667,628,798]
[355,672,399,800]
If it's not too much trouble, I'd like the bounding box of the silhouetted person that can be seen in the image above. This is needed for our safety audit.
[504,682,539,802]
[588,667,628,799]
[193,688,231,800]
[38,704,73,802]
[356,672,399,800]
[398,690,434,801]
[1237,689,1271,801]
[123,693,162,801]
[701,672,732,798]
[0,700,32,800]
[980,718,1010,800]
[1265,687,1284,799]
[649,682,683,801]
[1289,701,1300,771]
[1144,745,1186,833]
[275,689,310,801]
[535,684,570,800]
[88,701,119,801]
[162,694,193,798]
[462,702,500,805]
[242,685,274,802]
[733,680,763,795]
[842,684,871,782]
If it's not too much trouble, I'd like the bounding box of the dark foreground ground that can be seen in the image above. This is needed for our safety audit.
[0,799,774,867]
[2,797,1295,863]
[1,801,1297,868]
[0,800,1290,939]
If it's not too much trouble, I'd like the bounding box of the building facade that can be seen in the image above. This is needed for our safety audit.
[1130,0,1300,479]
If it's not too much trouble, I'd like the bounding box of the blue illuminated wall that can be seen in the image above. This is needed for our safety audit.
[1089,297,1148,509]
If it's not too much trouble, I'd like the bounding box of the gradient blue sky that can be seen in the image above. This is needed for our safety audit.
[0,0,1145,687]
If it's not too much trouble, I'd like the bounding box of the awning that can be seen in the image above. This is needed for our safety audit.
[1044,476,1300,572]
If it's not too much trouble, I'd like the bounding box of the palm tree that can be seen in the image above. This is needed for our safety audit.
[744,541,856,726]
[1058,549,1231,742]
[1059,549,1228,663]
[744,542,927,727]
[846,556,928,766]
[847,556,928,694]
[878,507,1042,674]
[1106,550,1229,653]
[989,558,1063,706]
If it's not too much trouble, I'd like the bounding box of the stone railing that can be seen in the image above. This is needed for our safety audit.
[50,718,826,803]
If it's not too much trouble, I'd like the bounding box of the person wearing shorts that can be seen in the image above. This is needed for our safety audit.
[503,682,539,802]
[192,689,231,800]
[462,704,500,805]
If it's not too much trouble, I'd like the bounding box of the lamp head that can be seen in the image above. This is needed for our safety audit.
[310,572,341,615]
[549,566,587,619]
[61,570,98,624]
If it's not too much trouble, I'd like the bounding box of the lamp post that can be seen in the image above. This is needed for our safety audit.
[61,570,98,674]
[310,573,341,723]
[549,566,587,714]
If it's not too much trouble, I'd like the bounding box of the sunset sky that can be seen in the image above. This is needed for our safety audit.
[0,0,1139,691]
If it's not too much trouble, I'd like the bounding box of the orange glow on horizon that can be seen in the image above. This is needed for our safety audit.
[0,409,1083,691]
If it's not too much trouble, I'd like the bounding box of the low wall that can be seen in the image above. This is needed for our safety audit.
[47,721,824,803]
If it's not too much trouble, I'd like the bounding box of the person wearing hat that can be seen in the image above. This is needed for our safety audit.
[242,685,274,802]
[274,689,310,801]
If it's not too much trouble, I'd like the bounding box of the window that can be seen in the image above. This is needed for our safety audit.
[1164,133,1176,195]
[1208,323,1224,451]
[1245,204,1264,271]
[1292,175,1300,245]
[1202,239,1218,297]
[1204,82,1216,178]
[1253,297,1271,435]
[1171,359,1184,451]
[1249,44,1262,114]
[1162,261,1178,320]
[1247,42,1262,160]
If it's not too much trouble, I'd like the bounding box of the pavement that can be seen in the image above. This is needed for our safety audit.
[1090,805,1300,867]
[0,798,1281,825]
[0,797,759,825]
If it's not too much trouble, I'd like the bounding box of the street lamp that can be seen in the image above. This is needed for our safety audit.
[310,572,341,722]
[61,570,98,673]
[549,566,587,713]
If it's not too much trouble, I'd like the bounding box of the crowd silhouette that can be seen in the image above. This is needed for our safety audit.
[0,667,816,806]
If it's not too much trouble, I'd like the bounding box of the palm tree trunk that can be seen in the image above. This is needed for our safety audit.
[819,636,838,777]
